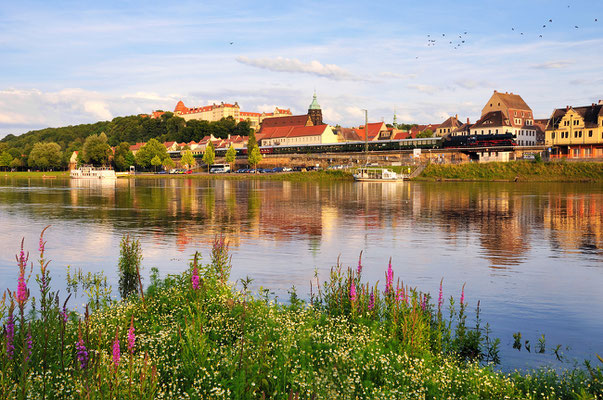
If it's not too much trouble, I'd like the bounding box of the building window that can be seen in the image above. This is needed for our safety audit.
[573,148,580,157]
[585,148,592,157]
[588,130,593,137]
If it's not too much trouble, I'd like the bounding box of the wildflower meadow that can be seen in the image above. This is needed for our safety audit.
[0,229,601,399]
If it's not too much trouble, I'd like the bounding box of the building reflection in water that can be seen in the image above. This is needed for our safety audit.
[0,178,601,271]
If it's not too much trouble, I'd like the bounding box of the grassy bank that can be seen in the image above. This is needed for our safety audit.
[1,171,69,178]
[416,161,603,182]
[131,170,355,182]
[2,233,602,399]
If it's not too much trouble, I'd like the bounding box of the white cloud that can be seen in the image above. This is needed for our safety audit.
[379,72,416,80]
[236,56,361,81]
[407,84,438,94]
[531,60,574,69]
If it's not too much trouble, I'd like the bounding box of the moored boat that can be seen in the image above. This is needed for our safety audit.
[70,165,117,179]
[353,167,407,182]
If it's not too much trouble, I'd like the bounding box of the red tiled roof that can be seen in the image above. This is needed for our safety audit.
[260,114,312,131]
[260,125,329,140]
[391,131,412,140]
[354,122,387,141]
[275,108,292,114]
[130,142,146,151]
[164,141,177,148]
[240,112,261,117]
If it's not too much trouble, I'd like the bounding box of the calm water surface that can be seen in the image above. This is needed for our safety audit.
[0,176,601,370]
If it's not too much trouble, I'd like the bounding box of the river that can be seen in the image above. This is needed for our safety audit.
[0,176,601,371]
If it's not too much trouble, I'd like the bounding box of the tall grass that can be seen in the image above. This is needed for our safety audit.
[418,161,603,182]
[1,230,601,399]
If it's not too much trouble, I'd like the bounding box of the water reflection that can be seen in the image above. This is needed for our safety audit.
[0,178,601,270]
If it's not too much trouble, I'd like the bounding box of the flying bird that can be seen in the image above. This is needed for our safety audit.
[229,42,234,45]
[539,35,543,38]
[543,25,546,28]
[549,19,552,22]
[575,25,579,28]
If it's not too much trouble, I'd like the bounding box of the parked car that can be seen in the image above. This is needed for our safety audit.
[156,170,168,174]
[292,166,304,172]
[282,167,292,172]
[272,167,284,173]
[184,170,193,174]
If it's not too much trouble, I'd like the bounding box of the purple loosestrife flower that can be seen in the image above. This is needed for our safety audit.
[438,279,443,312]
[421,294,427,311]
[385,258,394,294]
[368,290,375,311]
[76,339,89,370]
[191,266,200,290]
[112,330,121,368]
[127,317,136,353]
[5,309,15,360]
[349,281,357,303]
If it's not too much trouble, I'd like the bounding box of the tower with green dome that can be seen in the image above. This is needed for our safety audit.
[308,92,323,126]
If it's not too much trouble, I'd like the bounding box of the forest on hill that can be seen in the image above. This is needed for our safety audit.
[0,113,253,170]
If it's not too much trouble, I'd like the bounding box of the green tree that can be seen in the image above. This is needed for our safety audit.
[247,130,258,151]
[113,142,132,171]
[10,157,23,169]
[417,129,434,138]
[82,132,111,165]
[0,151,13,171]
[117,234,142,299]
[225,145,236,170]
[248,146,263,171]
[202,142,215,172]
[151,155,162,172]
[135,138,168,169]
[162,156,175,171]
[28,142,63,170]
[181,150,196,170]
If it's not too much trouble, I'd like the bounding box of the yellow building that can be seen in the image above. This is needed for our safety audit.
[545,101,603,159]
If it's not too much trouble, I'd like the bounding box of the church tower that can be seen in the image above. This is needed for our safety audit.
[308,92,323,126]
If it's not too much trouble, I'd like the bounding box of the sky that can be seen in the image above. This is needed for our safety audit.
[0,0,602,138]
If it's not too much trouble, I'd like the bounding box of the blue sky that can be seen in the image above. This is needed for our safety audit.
[0,0,602,137]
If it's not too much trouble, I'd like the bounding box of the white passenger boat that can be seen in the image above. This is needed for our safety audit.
[70,165,117,179]
[353,168,406,182]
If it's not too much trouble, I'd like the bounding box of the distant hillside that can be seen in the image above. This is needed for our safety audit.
[0,113,253,168]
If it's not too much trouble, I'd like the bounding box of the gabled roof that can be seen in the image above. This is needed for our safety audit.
[259,114,313,131]
[493,91,531,111]
[391,131,413,140]
[451,122,472,134]
[174,101,188,113]
[438,116,462,129]
[354,122,387,141]
[338,128,363,141]
[547,103,603,129]
[260,125,330,140]
[410,124,440,134]
[275,108,292,114]
[472,111,511,129]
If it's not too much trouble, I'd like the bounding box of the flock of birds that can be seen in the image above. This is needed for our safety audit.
[416,6,599,59]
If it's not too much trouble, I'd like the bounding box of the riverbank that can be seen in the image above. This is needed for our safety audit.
[2,236,601,399]
[126,170,355,182]
[1,170,69,178]
[416,161,603,182]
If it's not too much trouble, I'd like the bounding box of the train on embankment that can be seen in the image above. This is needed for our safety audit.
[214,133,517,157]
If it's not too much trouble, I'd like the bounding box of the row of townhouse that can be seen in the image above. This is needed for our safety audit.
[129,135,248,156]
[544,101,603,159]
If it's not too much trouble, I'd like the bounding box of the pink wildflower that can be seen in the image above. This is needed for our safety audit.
[368,290,375,311]
[191,266,200,290]
[16,274,28,306]
[421,294,427,311]
[438,279,443,312]
[76,338,89,370]
[25,328,33,362]
[127,317,136,353]
[349,281,357,303]
[112,329,121,368]
[5,309,15,359]
[385,258,394,294]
